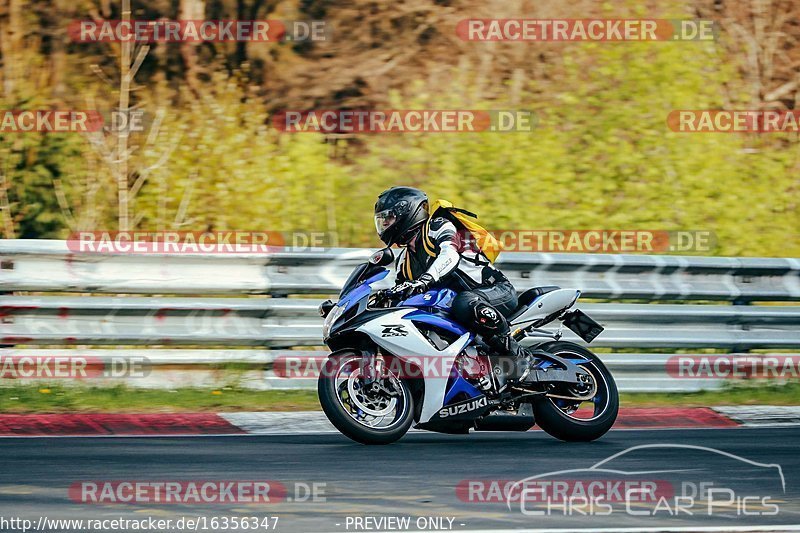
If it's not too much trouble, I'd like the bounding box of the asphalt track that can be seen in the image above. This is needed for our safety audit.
[1,427,799,532]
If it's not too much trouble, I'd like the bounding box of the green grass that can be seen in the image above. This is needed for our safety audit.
[0,385,320,413]
[621,381,800,408]
[1,382,798,413]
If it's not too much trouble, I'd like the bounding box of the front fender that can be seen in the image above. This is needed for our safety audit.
[321,345,427,423]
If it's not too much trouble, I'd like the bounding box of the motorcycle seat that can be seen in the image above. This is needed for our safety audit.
[507,285,560,321]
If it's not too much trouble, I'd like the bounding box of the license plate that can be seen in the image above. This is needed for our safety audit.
[562,309,604,343]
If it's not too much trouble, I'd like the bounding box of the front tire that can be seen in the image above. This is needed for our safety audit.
[532,342,618,442]
[318,351,415,445]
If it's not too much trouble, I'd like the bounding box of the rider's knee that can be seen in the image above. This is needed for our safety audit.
[452,291,508,336]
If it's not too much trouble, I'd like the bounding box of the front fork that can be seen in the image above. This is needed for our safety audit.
[358,348,404,398]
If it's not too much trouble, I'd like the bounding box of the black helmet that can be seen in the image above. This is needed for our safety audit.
[374,186,429,245]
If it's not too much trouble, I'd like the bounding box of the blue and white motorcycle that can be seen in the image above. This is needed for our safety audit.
[317,248,618,445]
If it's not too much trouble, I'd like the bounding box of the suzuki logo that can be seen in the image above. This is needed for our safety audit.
[380,324,408,337]
[438,396,488,418]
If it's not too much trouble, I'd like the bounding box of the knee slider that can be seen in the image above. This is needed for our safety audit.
[474,303,502,331]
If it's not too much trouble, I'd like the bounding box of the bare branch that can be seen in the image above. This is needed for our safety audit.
[173,177,196,228]
[129,44,151,80]
[52,178,77,231]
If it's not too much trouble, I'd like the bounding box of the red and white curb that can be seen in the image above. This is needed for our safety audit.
[0,406,798,437]
[714,405,800,426]
[0,413,245,436]
[220,411,339,435]
[221,407,744,435]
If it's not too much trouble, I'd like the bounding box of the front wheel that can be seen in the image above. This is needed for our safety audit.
[318,351,415,445]
[532,342,619,442]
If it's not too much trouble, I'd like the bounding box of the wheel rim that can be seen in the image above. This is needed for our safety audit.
[333,355,410,430]
[547,351,612,422]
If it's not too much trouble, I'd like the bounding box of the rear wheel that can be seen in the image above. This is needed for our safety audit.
[532,342,618,442]
[318,351,414,445]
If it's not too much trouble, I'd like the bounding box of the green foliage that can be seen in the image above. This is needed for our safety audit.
[622,380,800,407]
[133,73,349,234]
[3,16,798,257]
[1,133,89,238]
[349,41,800,257]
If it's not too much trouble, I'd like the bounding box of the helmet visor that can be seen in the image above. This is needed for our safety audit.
[374,209,397,236]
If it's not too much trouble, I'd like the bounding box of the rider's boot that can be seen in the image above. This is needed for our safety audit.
[486,333,538,386]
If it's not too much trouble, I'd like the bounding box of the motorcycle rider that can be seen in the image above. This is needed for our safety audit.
[374,186,529,381]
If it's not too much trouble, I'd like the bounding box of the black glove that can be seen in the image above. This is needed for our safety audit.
[390,273,434,300]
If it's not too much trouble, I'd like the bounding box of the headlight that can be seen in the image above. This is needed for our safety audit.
[322,304,345,339]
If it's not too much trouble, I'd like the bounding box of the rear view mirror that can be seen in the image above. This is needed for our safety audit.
[318,299,335,318]
[369,247,395,266]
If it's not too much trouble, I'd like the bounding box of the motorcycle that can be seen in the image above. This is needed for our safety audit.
[317,248,618,444]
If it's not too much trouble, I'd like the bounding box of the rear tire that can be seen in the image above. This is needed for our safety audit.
[318,352,415,445]
[532,342,618,442]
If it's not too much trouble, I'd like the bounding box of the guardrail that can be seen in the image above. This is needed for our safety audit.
[1,240,799,392]
[2,240,799,300]
[2,296,799,350]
